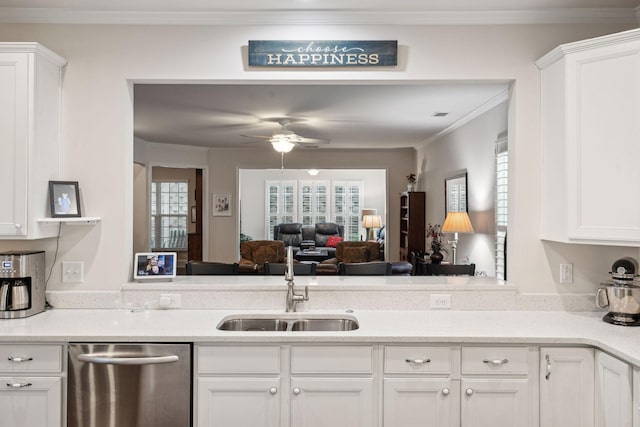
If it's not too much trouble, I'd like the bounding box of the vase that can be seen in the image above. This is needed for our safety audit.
[406,183,415,192]
[430,250,444,264]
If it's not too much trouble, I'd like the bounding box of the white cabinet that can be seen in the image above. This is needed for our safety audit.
[460,346,537,427]
[195,344,376,427]
[383,346,459,427]
[0,43,66,239]
[536,28,640,246]
[596,350,632,427]
[0,344,63,427]
[633,366,640,427]
[540,347,595,427]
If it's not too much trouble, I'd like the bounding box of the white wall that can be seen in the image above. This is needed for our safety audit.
[0,23,637,295]
[239,168,386,244]
[417,101,507,276]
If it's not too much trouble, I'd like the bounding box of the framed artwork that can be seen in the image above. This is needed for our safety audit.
[212,194,231,216]
[49,181,82,218]
[445,171,468,213]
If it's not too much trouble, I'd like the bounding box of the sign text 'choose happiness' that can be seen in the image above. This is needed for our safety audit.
[248,40,398,67]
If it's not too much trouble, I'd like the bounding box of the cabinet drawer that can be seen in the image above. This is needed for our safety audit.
[0,344,62,373]
[198,346,280,374]
[462,347,529,375]
[291,346,373,374]
[385,346,453,375]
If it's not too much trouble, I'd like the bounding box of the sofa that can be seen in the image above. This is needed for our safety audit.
[273,222,344,257]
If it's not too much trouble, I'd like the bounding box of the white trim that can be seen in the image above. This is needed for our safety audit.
[421,88,510,147]
[536,27,640,69]
[0,42,67,66]
[0,7,637,26]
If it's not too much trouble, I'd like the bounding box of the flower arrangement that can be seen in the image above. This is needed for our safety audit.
[406,173,417,184]
[426,223,447,253]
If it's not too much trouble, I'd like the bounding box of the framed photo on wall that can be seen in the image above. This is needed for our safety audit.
[212,194,231,217]
[49,181,82,218]
[445,171,468,213]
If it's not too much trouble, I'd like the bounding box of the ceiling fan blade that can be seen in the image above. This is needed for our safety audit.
[297,137,330,144]
[240,134,272,140]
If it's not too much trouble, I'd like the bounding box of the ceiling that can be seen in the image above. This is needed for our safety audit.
[134,83,509,150]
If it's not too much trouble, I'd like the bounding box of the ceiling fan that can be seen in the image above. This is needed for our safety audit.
[242,119,330,153]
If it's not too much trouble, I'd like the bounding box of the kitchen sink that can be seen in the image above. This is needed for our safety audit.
[216,314,359,332]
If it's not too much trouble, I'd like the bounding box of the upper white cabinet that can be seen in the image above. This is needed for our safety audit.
[537,29,640,246]
[0,43,66,239]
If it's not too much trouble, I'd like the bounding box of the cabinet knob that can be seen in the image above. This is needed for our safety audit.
[465,388,474,396]
[442,388,450,396]
[292,387,301,395]
[14,224,21,229]
[269,387,278,395]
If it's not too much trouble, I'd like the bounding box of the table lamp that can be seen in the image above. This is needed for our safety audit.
[362,214,382,241]
[441,211,474,264]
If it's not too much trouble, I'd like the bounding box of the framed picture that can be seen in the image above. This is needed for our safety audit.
[49,181,82,218]
[212,194,231,216]
[445,171,468,213]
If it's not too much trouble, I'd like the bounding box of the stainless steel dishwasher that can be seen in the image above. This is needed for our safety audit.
[68,343,192,427]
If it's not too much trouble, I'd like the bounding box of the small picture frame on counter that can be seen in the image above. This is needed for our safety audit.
[49,181,82,218]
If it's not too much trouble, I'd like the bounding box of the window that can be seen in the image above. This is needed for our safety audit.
[495,132,508,280]
[151,181,188,250]
[265,179,363,240]
[265,181,297,238]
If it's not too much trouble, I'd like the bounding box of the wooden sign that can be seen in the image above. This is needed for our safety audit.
[248,40,397,67]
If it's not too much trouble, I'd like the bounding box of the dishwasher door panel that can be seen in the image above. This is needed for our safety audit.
[68,343,192,427]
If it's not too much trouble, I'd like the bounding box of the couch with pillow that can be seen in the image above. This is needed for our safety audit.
[320,241,382,266]
[273,222,344,257]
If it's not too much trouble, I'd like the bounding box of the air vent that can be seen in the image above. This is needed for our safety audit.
[432,112,449,117]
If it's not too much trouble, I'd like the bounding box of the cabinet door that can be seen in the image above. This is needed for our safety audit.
[0,52,28,236]
[460,379,529,427]
[540,347,594,427]
[197,377,280,427]
[633,367,640,427]
[290,377,374,427]
[596,350,632,427]
[384,378,459,427]
[0,377,62,427]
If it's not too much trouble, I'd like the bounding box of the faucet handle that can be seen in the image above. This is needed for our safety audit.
[303,286,309,301]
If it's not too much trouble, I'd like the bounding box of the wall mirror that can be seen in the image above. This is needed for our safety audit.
[445,171,468,213]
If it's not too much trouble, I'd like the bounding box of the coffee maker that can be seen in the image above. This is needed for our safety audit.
[0,251,46,319]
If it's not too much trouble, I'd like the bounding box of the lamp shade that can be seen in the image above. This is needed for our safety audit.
[442,212,474,233]
[362,214,382,229]
[361,208,377,220]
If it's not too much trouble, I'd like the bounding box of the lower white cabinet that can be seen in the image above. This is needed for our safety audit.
[596,350,632,427]
[539,347,595,427]
[633,367,640,427]
[460,378,530,427]
[196,344,376,427]
[0,344,63,427]
[384,378,459,427]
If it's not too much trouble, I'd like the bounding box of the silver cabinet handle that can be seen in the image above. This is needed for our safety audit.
[545,354,552,380]
[269,387,278,395]
[465,388,474,396]
[442,388,450,396]
[405,358,431,364]
[8,357,33,362]
[78,354,179,365]
[482,358,509,365]
[7,382,32,388]
[292,387,301,395]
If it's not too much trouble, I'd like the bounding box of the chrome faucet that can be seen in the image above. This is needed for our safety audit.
[285,245,308,312]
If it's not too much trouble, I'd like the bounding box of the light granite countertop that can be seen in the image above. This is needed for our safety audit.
[1,309,639,366]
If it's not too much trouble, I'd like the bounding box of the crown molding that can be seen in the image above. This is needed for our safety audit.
[535,26,640,69]
[0,7,638,26]
[421,88,510,147]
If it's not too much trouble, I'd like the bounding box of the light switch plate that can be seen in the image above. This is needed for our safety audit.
[62,261,84,283]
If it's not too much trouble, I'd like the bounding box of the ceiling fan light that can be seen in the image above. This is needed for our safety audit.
[271,139,295,153]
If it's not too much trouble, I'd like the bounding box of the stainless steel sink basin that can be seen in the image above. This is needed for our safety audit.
[216,314,359,332]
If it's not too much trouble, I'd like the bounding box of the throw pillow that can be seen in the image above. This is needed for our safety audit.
[253,246,278,265]
[342,246,369,263]
[325,236,343,248]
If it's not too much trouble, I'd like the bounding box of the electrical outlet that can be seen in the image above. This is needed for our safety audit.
[560,263,573,284]
[62,261,84,283]
[430,294,451,309]
[158,293,181,309]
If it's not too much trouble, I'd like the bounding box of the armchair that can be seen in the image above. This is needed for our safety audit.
[238,240,286,273]
[321,241,382,265]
